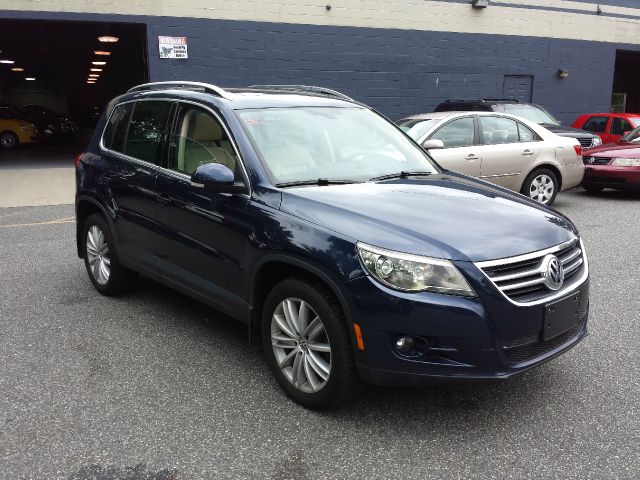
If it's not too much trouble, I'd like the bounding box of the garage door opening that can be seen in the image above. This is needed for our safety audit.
[611,50,640,113]
[0,18,147,157]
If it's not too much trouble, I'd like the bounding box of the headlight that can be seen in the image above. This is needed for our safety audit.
[592,136,602,146]
[357,242,476,296]
[612,158,640,167]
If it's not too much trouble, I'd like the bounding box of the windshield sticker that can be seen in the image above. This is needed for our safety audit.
[245,119,264,126]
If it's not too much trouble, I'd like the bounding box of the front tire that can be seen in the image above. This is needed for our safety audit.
[262,277,361,410]
[82,213,137,296]
[521,168,559,205]
[0,131,19,149]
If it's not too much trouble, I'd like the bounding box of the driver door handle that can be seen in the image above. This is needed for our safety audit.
[522,149,534,156]
[465,154,479,161]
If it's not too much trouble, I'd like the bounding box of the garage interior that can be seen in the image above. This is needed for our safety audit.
[0,18,148,142]
[611,50,640,113]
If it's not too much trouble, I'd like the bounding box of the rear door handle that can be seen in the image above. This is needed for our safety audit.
[465,154,479,160]
[522,149,534,156]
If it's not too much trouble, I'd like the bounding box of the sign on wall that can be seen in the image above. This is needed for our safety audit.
[158,36,188,59]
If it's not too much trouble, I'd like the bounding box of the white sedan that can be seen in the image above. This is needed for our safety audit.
[398,111,585,205]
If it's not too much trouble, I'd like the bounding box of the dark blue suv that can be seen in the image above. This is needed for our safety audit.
[76,82,590,409]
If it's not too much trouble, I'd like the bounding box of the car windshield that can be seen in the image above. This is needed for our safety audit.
[499,104,559,125]
[397,118,440,141]
[236,107,438,185]
[620,126,640,143]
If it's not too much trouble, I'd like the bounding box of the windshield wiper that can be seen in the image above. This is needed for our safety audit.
[275,178,361,188]
[369,171,433,182]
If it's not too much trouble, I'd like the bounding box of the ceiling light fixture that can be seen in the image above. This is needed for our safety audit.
[98,35,119,43]
[90,68,103,72]
[11,67,24,72]
[94,50,111,55]
[92,61,107,66]
[25,77,36,81]
[0,59,15,64]
[89,74,99,77]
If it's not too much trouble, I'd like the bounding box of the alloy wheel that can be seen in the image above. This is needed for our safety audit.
[271,298,332,393]
[86,225,111,285]
[529,174,555,204]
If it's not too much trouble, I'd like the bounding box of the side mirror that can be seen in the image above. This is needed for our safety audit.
[191,163,246,193]
[423,139,445,150]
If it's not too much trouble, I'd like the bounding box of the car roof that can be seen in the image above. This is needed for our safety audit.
[399,112,458,121]
[115,82,362,110]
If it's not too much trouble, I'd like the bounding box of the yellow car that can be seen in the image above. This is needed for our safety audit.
[0,113,40,149]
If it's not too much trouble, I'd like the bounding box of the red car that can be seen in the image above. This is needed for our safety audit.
[582,126,640,193]
[572,113,640,144]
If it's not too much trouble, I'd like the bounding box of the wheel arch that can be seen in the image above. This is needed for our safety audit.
[75,196,116,258]
[525,163,563,191]
[248,255,356,340]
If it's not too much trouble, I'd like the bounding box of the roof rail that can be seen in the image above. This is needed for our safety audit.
[247,84,354,102]
[127,81,232,99]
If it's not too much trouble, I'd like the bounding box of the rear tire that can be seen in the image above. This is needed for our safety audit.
[82,213,137,296]
[0,131,19,149]
[583,185,603,194]
[261,277,362,410]
[521,168,559,205]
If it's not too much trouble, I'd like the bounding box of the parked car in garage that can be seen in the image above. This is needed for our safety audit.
[76,82,590,409]
[581,126,640,193]
[572,112,640,145]
[398,111,584,205]
[19,104,79,136]
[434,99,601,149]
[0,108,40,149]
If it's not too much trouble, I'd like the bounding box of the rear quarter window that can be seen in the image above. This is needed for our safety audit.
[102,103,133,153]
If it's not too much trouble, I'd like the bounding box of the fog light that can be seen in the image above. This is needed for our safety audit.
[395,336,415,354]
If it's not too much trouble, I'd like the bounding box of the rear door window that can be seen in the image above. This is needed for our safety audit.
[582,116,609,133]
[122,101,172,164]
[480,116,520,144]
[610,117,633,136]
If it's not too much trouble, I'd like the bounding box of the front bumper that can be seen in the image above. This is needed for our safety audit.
[344,273,589,386]
[583,164,640,190]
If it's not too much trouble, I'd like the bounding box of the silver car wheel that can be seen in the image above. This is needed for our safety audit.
[86,225,111,286]
[529,174,555,204]
[271,297,332,393]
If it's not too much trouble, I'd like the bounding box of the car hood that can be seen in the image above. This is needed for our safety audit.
[584,142,640,158]
[279,173,577,262]
[541,124,595,138]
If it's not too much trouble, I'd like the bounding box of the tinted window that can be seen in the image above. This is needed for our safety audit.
[429,117,475,148]
[582,116,609,133]
[168,105,237,175]
[103,103,133,152]
[123,101,171,164]
[480,117,520,144]
[610,117,633,136]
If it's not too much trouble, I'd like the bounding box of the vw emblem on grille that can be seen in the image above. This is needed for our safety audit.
[586,156,595,164]
[541,254,564,290]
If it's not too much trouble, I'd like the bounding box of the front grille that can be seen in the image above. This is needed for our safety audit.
[583,156,611,165]
[578,137,595,148]
[478,240,585,304]
[502,323,584,363]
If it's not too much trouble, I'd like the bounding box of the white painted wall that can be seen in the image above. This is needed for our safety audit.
[1,0,639,44]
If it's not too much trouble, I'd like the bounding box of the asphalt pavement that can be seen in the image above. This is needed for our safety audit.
[0,189,638,480]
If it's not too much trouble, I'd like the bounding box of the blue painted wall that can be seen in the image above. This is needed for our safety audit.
[146,17,638,123]
[2,9,639,124]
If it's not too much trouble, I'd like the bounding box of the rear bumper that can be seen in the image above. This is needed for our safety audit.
[559,161,585,190]
[583,165,640,189]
